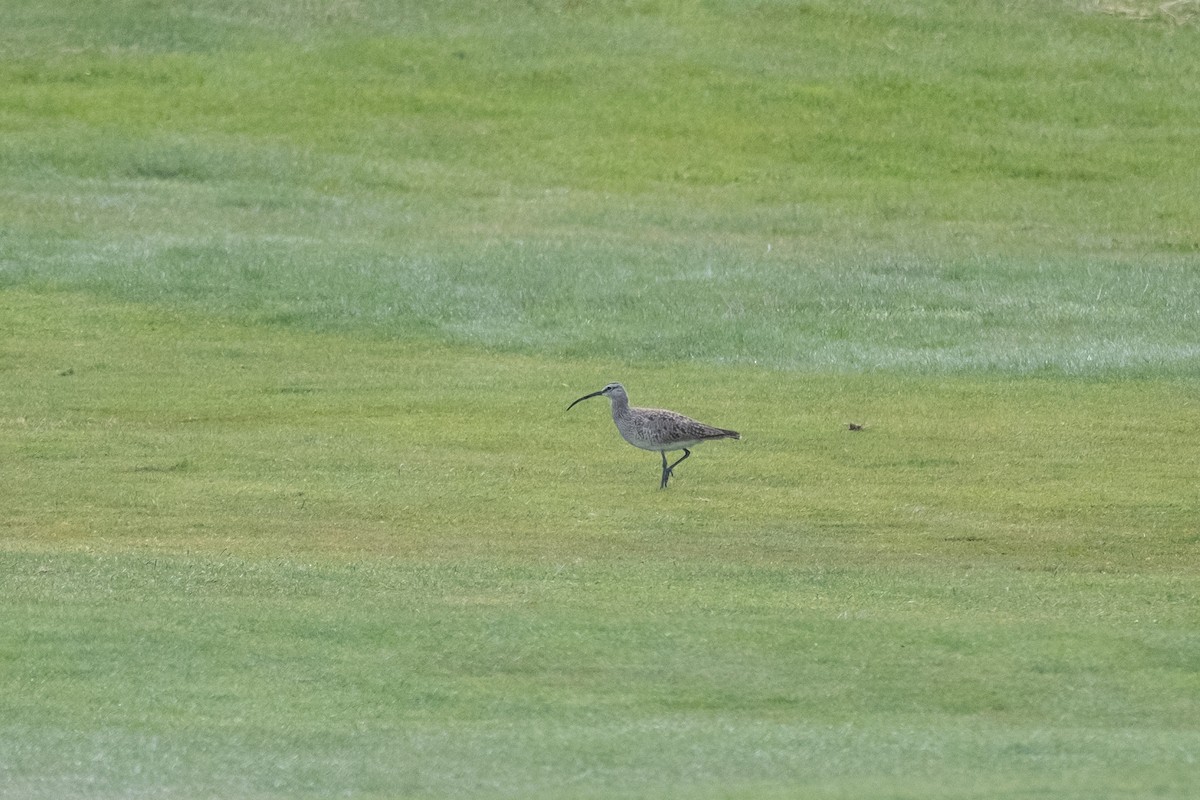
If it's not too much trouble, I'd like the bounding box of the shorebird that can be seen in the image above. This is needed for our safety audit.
[567,382,740,488]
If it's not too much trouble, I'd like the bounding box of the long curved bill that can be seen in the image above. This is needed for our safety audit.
[567,389,605,411]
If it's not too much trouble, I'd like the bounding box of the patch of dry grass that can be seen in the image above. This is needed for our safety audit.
[1082,0,1200,24]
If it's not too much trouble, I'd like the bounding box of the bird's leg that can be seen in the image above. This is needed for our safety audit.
[660,448,691,489]
[668,448,692,473]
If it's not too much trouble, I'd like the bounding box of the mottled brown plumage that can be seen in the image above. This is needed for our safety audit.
[567,382,740,488]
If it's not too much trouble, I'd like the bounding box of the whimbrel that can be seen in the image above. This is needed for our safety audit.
[567,382,740,488]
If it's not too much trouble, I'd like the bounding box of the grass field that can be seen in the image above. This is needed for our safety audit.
[3,1,1200,798]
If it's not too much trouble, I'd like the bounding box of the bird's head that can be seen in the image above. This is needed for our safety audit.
[567,382,625,410]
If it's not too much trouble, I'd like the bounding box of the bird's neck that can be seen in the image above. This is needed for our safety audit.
[609,393,630,421]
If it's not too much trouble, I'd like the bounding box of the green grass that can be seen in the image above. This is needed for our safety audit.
[4,290,1199,798]
[3,0,1200,372]
[3,1,1200,797]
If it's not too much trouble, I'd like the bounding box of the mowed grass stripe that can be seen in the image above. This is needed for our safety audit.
[3,1,1200,374]
[5,289,1197,565]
